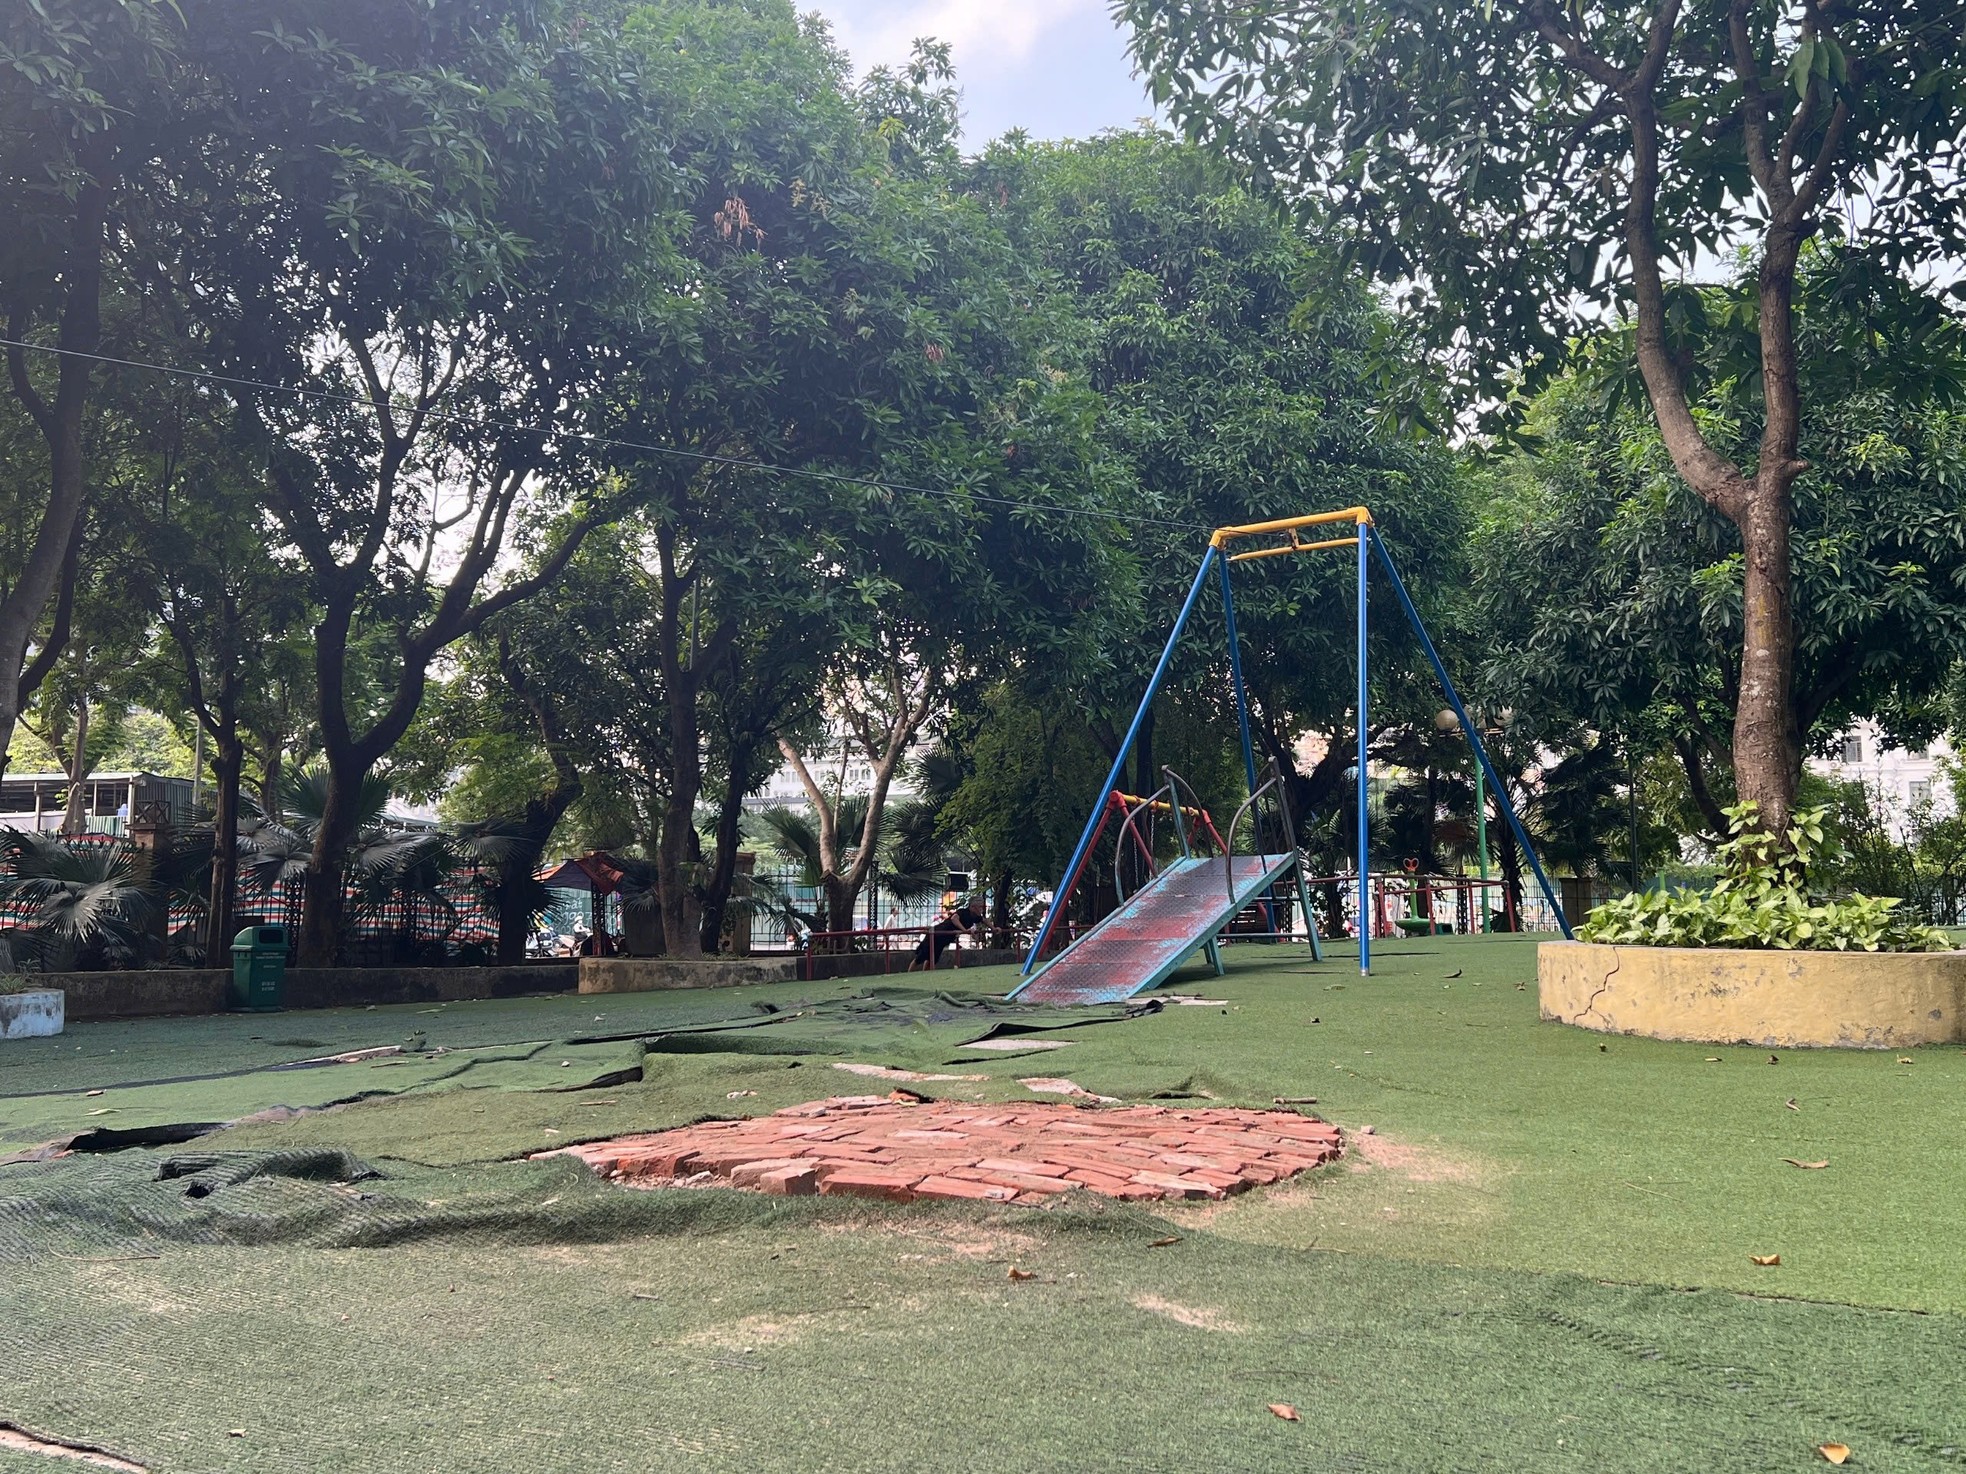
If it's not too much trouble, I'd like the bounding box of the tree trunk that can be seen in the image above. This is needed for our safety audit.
[696,750,752,954]
[60,698,90,836]
[258,748,284,822]
[494,785,579,966]
[1494,802,1524,931]
[656,781,705,959]
[298,770,358,965]
[0,152,107,770]
[204,730,242,964]
[1732,231,1806,840]
[1132,702,1156,798]
[992,868,1012,950]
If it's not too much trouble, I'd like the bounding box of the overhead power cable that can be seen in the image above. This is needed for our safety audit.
[0,335,1212,533]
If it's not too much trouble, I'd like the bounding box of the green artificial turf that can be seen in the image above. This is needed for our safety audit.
[4,935,1965,1471]
[4,1151,1963,1473]
[182,936,1966,1313]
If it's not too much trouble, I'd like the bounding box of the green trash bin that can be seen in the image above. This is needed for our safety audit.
[229,925,289,1011]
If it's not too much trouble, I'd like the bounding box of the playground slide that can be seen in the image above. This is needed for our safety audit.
[1009,853,1300,1006]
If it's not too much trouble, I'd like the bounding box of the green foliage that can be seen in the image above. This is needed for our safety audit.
[1578,803,1949,952]
[937,680,1109,888]
[1119,0,1966,409]
[0,830,157,969]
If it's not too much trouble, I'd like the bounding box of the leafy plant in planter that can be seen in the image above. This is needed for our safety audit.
[1579,803,1949,953]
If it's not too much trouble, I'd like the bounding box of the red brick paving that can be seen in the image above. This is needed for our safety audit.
[540,1095,1342,1205]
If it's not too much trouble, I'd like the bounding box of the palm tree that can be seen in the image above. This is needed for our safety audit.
[238,767,461,961]
[0,830,158,970]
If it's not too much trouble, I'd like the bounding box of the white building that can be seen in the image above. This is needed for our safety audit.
[744,733,927,813]
[1809,721,1954,840]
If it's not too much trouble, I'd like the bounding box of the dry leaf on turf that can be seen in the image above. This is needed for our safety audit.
[1149,1236,1182,1248]
[1782,1159,1830,1170]
[1007,1267,1035,1281]
[1267,1404,1301,1422]
[1786,1098,1800,1111]
[1819,1444,1851,1465]
[1750,1254,1782,1266]
[1897,1057,1914,1065]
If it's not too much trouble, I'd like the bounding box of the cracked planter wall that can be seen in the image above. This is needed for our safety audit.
[1538,941,1966,1049]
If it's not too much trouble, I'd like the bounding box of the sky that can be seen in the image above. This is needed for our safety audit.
[802,0,1159,147]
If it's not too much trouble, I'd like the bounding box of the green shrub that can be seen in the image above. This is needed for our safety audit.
[1578,802,1951,952]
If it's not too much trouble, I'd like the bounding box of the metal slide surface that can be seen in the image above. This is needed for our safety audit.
[1011,853,1299,1006]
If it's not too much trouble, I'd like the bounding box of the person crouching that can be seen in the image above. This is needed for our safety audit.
[910,895,986,971]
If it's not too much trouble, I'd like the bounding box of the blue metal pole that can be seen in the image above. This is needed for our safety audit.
[1357,523,1371,976]
[1020,546,1223,976]
[1367,527,1573,938]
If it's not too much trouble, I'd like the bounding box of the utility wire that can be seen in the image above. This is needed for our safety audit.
[0,335,1213,533]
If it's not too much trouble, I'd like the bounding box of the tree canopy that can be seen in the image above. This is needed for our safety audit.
[1120,0,1966,842]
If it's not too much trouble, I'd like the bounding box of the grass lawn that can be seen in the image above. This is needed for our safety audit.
[3,936,1963,1471]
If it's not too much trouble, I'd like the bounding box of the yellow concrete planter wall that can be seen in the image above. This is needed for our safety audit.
[1538,940,1966,1049]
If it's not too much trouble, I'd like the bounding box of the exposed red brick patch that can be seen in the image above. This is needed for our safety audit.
[539,1099,1341,1206]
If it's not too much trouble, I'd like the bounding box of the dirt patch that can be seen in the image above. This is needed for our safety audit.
[679,1313,812,1350]
[1130,1294,1245,1334]
[0,1426,147,1472]
[1344,1129,1486,1186]
[818,1214,1047,1264]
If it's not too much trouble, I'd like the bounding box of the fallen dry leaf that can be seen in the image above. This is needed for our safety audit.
[1750,1254,1782,1266]
[227,1429,246,1438]
[1782,1159,1830,1170]
[1769,1054,1781,1065]
[1267,1404,1301,1422]
[1149,1236,1182,1248]
[1786,1098,1800,1111]
[1007,1266,1036,1281]
[83,1089,104,1098]
[1897,1056,1914,1065]
[1818,1444,1850,1465]
[1705,1056,1722,1063]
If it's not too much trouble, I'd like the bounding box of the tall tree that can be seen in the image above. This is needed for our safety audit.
[976,133,1469,844]
[0,0,181,770]
[1476,257,1966,834]
[1122,0,1966,842]
[563,14,1120,955]
[159,0,680,963]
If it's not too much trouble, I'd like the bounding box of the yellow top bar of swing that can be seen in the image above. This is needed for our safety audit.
[1208,505,1373,554]
[1227,535,1360,562]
